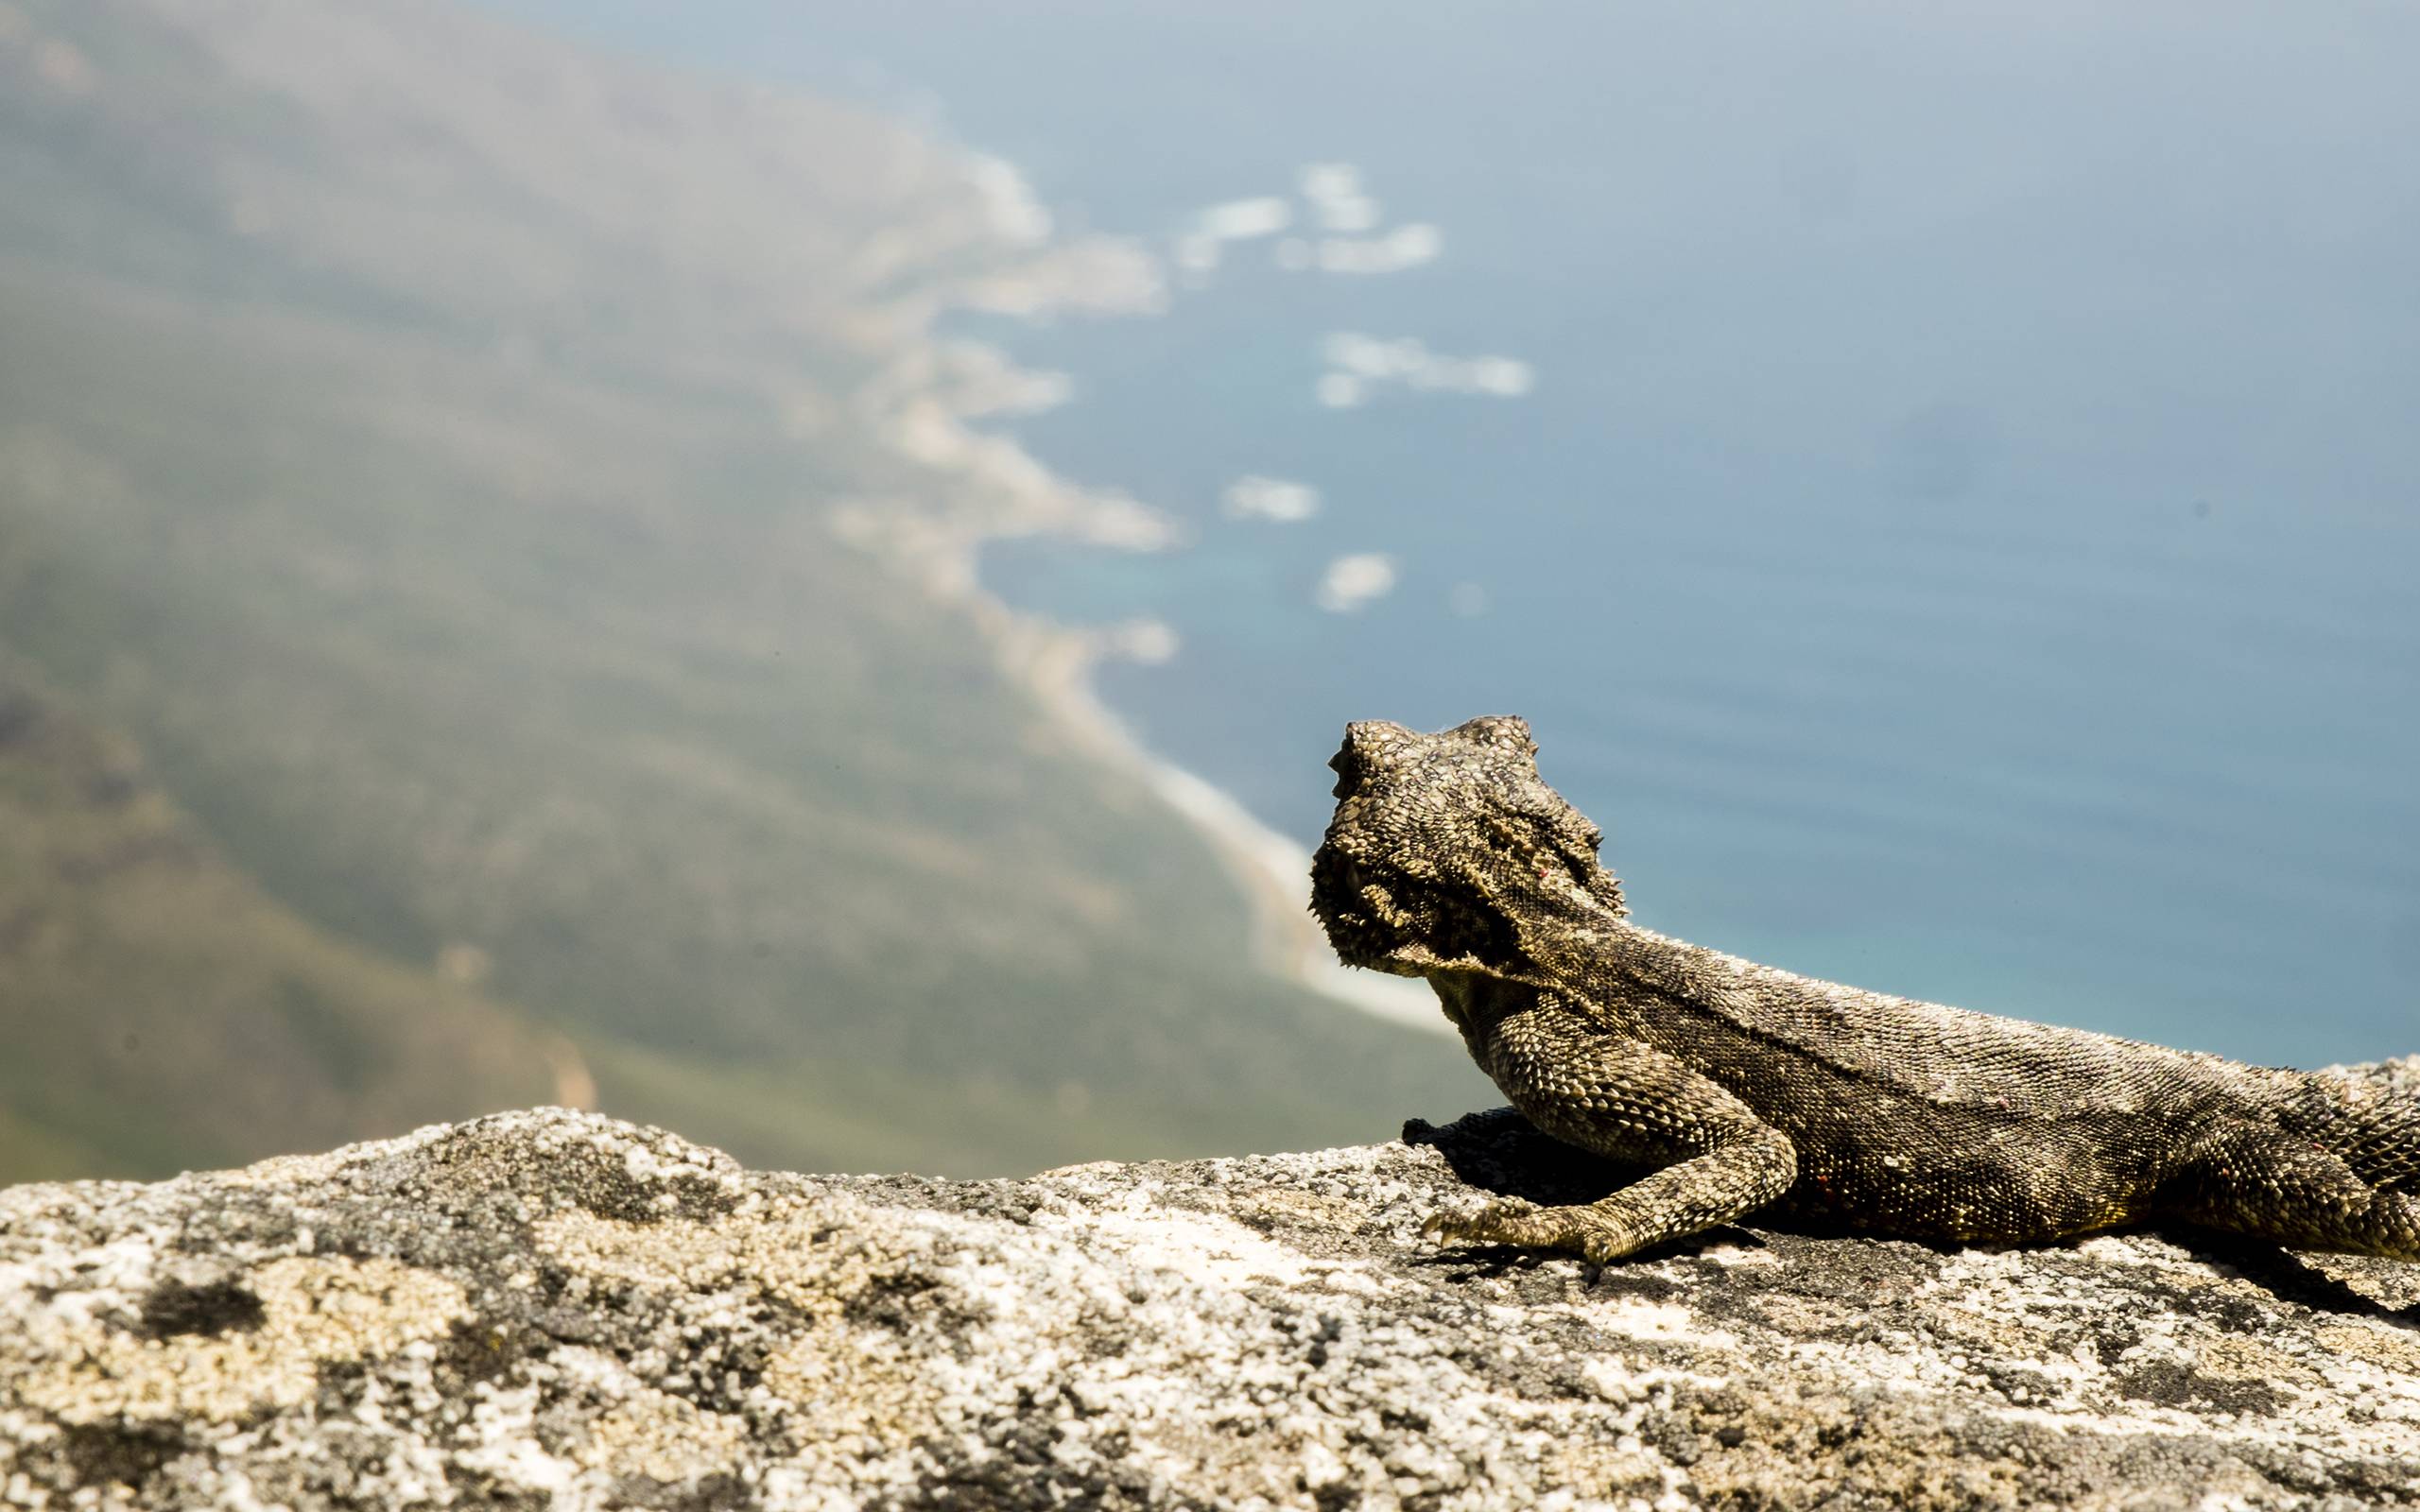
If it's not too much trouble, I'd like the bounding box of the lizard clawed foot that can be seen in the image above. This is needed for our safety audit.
[1421,1194,1539,1246]
[1421,1196,1649,1263]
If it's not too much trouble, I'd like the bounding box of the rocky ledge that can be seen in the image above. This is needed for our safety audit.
[4,1098,2418,1512]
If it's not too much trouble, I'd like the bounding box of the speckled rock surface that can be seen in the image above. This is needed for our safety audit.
[4,1087,2417,1511]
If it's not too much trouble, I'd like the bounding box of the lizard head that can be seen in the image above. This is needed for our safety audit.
[1310,715,1627,979]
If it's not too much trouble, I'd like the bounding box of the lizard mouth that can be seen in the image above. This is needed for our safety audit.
[1308,842,1440,976]
[1307,843,1392,968]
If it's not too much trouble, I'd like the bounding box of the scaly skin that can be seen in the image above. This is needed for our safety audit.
[1310,716,2420,1264]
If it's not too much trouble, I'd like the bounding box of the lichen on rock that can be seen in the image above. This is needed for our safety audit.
[3,1103,2415,1510]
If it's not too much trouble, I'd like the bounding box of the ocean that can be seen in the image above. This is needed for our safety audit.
[476,0,2419,1069]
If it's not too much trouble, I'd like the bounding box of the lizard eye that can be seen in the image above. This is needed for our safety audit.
[1456,714,1536,759]
[1331,721,1406,797]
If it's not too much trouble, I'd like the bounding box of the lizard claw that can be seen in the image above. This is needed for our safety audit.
[1421,1195,1543,1246]
[1423,1196,1653,1263]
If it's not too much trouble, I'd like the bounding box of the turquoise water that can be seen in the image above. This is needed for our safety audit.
[480,0,2419,1068]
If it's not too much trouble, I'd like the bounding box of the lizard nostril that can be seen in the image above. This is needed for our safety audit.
[1328,754,1360,800]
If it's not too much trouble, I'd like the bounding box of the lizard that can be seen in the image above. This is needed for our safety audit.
[1308,714,2420,1264]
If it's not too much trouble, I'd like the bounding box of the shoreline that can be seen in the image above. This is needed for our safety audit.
[834,147,1444,1036]
[1010,624,1448,1037]
[833,485,1444,1038]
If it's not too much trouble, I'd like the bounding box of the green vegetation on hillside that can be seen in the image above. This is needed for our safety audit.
[0,0,1486,1179]
[0,663,563,1183]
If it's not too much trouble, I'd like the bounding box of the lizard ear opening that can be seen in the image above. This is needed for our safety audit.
[1546,808,1627,917]
[1576,816,1624,914]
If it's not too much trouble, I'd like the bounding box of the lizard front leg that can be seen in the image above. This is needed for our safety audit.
[1426,994,1797,1263]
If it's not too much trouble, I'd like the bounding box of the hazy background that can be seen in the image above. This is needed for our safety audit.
[3,0,2413,1183]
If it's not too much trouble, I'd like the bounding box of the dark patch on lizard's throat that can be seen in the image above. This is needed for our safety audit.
[1307,839,1397,971]
[1312,836,1527,979]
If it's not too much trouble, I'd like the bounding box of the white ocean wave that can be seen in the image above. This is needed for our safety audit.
[1315,372,1366,409]
[1196,196,1292,241]
[1298,162,1364,203]
[1316,553,1398,613]
[1311,224,1438,274]
[1221,475,1322,523]
[1314,193,1381,233]
[965,152,1053,245]
[1317,331,1532,404]
[954,234,1168,318]
[1174,233,1221,275]
[1107,617,1180,665]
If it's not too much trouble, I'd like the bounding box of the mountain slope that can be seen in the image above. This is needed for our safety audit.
[0,0,1485,1177]
[0,662,567,1183]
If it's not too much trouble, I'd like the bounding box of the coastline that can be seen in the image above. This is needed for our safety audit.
[829,146,1444,1037]
[832,486,1444,1039]
[1007,622,1447,1038]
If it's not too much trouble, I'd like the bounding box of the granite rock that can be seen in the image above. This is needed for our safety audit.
[4,1090,2417,1511]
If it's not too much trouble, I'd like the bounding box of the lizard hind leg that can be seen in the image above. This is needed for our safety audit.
[2277,1074,2420,1194]
[2331,1108,2420,1196]
[2334,1094,2420,1195]
[2159,1123,2420,1261]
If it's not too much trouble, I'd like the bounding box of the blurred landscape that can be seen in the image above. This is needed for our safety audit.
[0,0,1483,1182]
[6,0,2414,1188]
[512,0,2416,1075]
